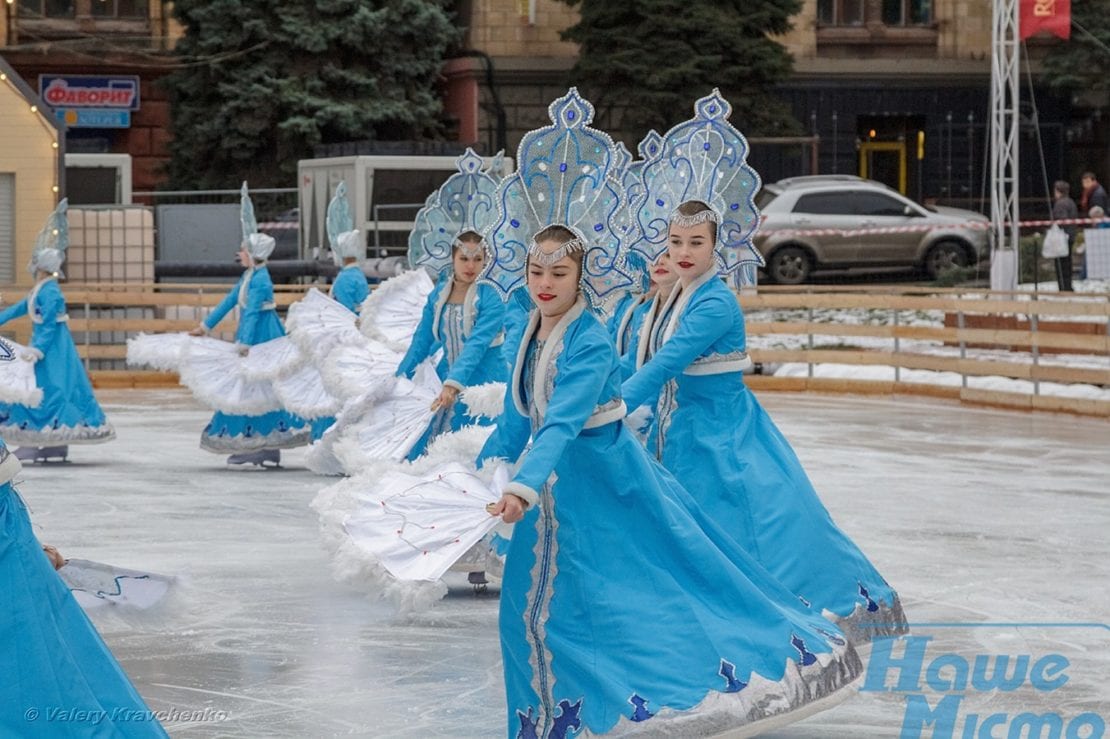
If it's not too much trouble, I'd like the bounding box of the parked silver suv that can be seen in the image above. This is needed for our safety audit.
[753,176,990,284]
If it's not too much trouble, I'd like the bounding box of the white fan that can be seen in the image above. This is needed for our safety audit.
[343,463,509,582]
[358,269,435,352]
[0,337,43,407]
[286,288,363,360]
[332,361,442,471]
[318,340,404,402]
[125,332,193,373]
[273,363,341,419]
[178,338,282,415]
[59,558,175,612]
[243,336,305,381]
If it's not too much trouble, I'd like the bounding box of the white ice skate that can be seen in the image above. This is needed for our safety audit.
[226,449,281,468]
[14,445,69,463]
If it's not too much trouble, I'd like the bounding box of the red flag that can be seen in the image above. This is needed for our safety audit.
[1020,0,1071,40]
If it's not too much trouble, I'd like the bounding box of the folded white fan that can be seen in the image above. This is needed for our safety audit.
[273,363,341,419]
[243,336,304,381]
[343,462,509,582]
[358,269,435,352]
[332,362,442,471]
[59,558,175,611]
[179,338,282,415]
[0,337,43,407]
[125,332,192,372]
[319,339,403,402]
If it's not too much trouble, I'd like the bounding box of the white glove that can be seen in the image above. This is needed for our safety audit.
[20,351,40,363]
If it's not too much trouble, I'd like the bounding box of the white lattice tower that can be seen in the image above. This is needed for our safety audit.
[989,0,1021,292]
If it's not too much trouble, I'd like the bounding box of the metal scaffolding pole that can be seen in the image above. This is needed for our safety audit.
[990,0,1021,292]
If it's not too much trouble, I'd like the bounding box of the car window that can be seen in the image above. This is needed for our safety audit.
[854,191,915,217]
[755,189,778,210]
[792,191,857,215]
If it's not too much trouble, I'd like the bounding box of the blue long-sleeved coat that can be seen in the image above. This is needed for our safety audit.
[0,277,114,445]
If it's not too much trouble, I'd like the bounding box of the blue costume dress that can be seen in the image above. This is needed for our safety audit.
[0,445,167,737]
[199,266,309,453]
[330,264,369,314]
[308,265,371,442]
[0,277,115,446]
[622,270,908,644]
[478,298,861,738]
[396,274,507,455]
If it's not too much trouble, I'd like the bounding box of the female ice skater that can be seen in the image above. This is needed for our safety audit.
[478,89,861,738]
[0,199,115,461]
[622,90,907,644]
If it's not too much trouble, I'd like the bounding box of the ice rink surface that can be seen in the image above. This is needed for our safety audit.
[15,389,1110,737]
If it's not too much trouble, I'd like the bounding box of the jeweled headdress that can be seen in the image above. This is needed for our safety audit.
[238,182,275,261]
[326,182,361,263]
[240,181,257,242]
[28,198,69,276]
[618,131,664,293]
[633,90,764,286]
[482,88,633,308]
[408,148,502,278]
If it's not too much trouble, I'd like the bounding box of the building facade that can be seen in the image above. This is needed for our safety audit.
[0,56,63,286]
[1,0,1095,218]
[1,0,179,195]
[451,0,1084,213]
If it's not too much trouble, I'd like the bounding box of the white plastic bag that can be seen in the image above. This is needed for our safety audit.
[1042,224,1069,258]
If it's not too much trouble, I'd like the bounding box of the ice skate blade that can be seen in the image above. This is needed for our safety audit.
[14,446,69,464]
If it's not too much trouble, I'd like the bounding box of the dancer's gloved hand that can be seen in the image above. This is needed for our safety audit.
[430,385,459,411]
[488,493,527,524]
[41,544,65,570]
[20,350,40,363]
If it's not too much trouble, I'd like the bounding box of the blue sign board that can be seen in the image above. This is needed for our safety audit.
[39,75,141,111]
[53,108,132,129]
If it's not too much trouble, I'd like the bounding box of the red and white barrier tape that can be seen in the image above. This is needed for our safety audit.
[762,216,1110,239]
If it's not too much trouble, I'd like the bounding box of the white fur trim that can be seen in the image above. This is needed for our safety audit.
[502,481,538,508]
[458,382,505,421]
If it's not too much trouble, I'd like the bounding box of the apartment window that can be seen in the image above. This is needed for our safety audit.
[817,0,865,26]
[90,0,149,18]
[17,0,75,18]
[882,0,932,25]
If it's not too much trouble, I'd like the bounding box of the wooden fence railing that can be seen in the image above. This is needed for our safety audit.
[738,286,1110,417]
[0,282,1106,417]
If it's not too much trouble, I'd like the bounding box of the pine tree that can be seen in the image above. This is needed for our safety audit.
[1041,2,1110,102]
[558,0,803,144]
[164,0,459,188]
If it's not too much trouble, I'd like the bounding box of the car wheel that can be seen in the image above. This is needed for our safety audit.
[767,246,812,285]
[924,241,970,280]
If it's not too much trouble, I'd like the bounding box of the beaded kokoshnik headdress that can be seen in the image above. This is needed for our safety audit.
[239,182,275,261]
[326,181,362,263]
[481,88,633,308]
[29,198,69,277]
[408,148,504,279]
[631,89,764,287]
[616,130,664,294]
